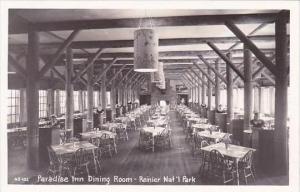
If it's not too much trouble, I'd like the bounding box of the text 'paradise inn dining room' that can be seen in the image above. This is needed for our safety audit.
[5,9,291,186]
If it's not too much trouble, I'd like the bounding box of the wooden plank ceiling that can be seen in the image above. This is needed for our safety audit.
[8,9,289,87]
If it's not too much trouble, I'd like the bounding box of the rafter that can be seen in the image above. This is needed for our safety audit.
[8,55,27,79]
[39,30,80,79]
[225,21,277,76]
[198,55,227,84]
[207,42,245,81]
[10,13,283,34]
[72,48,104,83]
[115,68,134,88]
[106,63,127,85]
[93,58,118,84]
[193,62,216,86]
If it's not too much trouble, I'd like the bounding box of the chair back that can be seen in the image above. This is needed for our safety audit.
[99,133,111,146]
[210,149,224,168]
[200,140,210,148]
[240,150,254,168]
[74,148,89,166]
[89,137,99,146]
[194,134,203,146]
[140,129,152,141]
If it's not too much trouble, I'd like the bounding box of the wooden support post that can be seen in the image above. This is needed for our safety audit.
[65,48,74,136]
[78,90,84,113]
[215,59,220,109]
[110,69,116,120]
[20,88,27,127]
[26,30,40,169]
[86,52,94,131]
[226,53,234,126]
[201,73,206,105]
[244,45,253,133]
[198,80,202,106]
[47,89,54,117]
[207,68,212,110]
[258,87,262,113]
[274,11,289,175]
[101,64,107,117]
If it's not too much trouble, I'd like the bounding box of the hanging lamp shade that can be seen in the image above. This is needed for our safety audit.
[151,62,164,83]
[134,29,158,72]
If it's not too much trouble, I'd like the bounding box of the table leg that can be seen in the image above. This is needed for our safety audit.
[236,159,239,185]
[92,149,98,174]
[152,135,155,152]
[114,139,118,154]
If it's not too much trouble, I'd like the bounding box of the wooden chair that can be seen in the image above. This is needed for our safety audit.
[192,134,203,156]
[238,150,255,184]
[98,133,114,157]
[47,147,72,177]
[138,129,154,151]
[73,148,91,177]
[209,149,235,184]
[116,125,129,141]
[154,129,172,150]
[199,140,210,175]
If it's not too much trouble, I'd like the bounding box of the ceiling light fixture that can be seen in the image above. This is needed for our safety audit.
[134,10,158,73]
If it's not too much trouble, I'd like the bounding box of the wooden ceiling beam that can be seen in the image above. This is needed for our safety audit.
[207,42,245,81]
[93,58,118,84]
[188,68,208,87]
[38,30,80,79]
[10,12,284,34]
[68,35,275,49]
[225,21,277,76]
[198,55,227,84]
[72,48,104,83]
[193,62,216,86]
[106,63,127,85]
[8,54,27,79]
[34,49,275,61]
[115,68,134,88]
[51,67,65,82]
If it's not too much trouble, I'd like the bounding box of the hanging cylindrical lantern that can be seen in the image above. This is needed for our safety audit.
[134,29,158,72]
[151,62,163,83]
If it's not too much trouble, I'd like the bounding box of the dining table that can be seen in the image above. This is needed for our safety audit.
[201,142,256,185]
[51,141,99,174]
[141,126,165,152]
[80,130,117,154]
[192,123,212,132]
[197,131,229,143]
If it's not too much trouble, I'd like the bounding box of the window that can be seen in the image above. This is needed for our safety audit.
[59,90,66,114]
[39,90,48,118]
[74,91,79,112]
[7,89,20,125]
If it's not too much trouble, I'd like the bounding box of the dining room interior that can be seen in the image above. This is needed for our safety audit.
[5,8,291,185]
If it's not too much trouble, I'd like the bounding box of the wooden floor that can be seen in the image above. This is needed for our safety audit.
[7,110,288,185]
